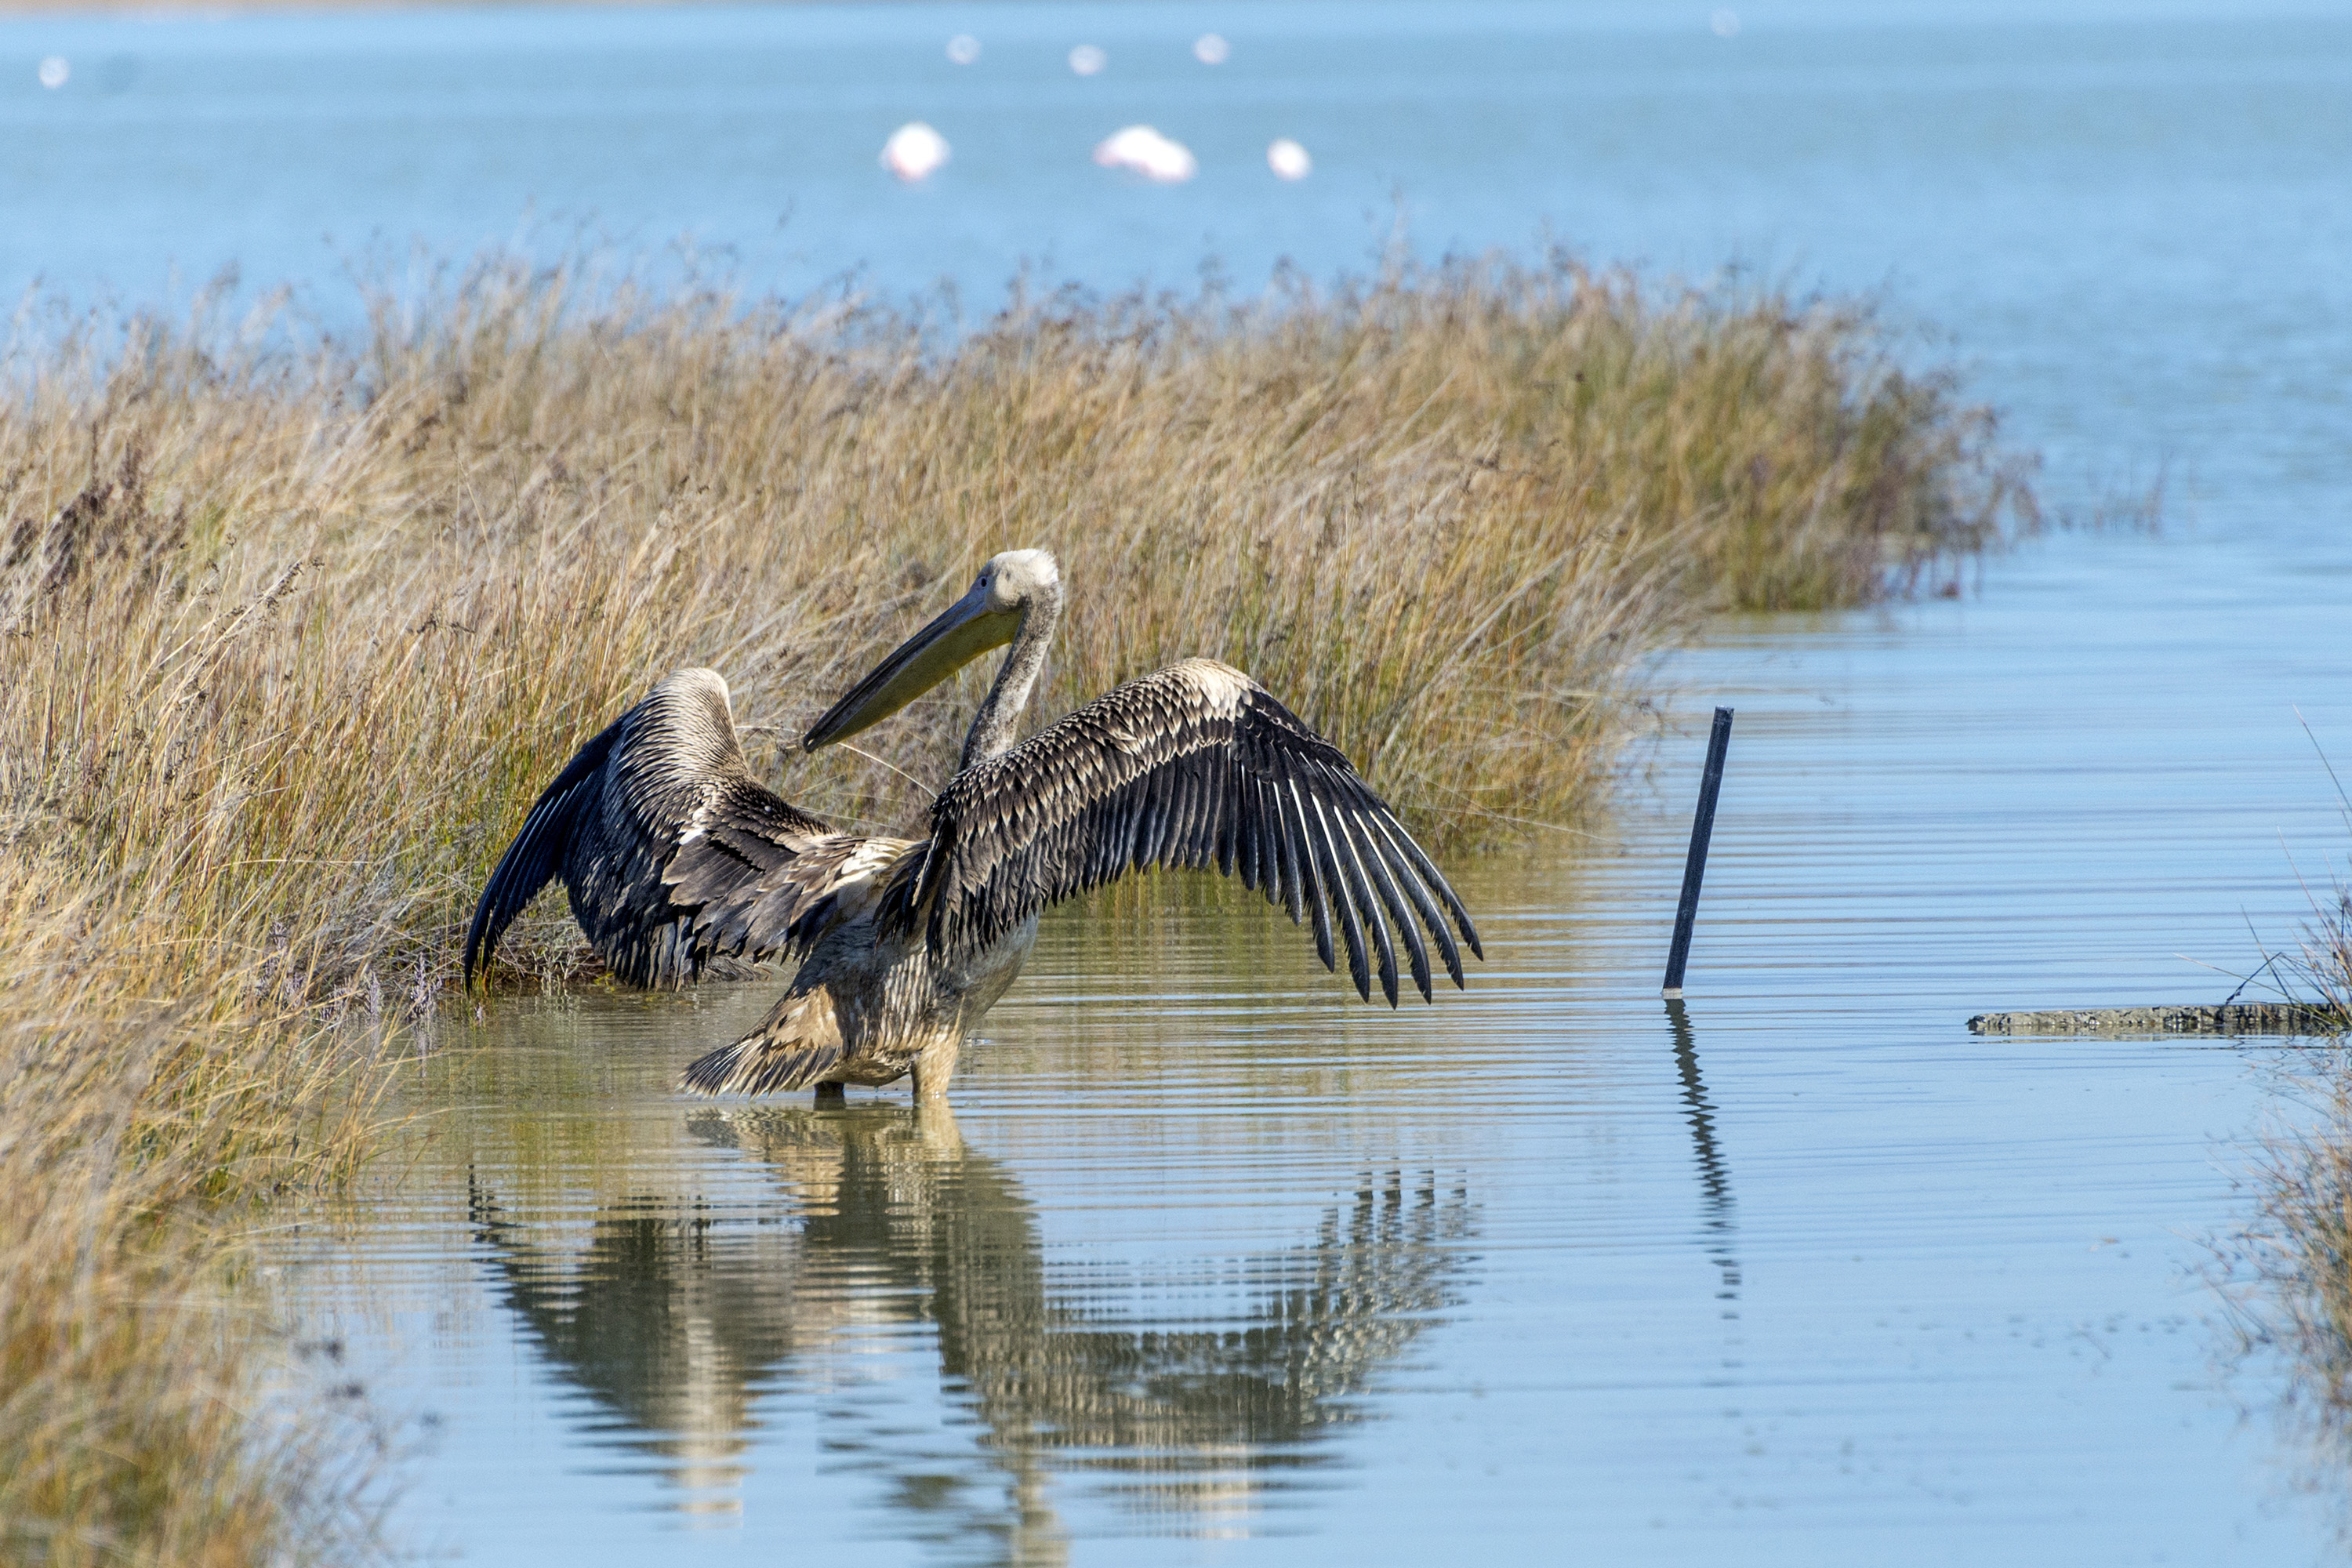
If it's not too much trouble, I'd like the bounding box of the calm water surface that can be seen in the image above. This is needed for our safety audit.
[279,528,2352,1562]
[12,0,2342,1559]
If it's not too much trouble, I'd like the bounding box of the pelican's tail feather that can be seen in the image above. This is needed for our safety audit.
[679,985,847,1097]
[681,1037,844,1096]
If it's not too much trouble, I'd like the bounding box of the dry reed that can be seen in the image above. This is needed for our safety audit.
[2289,755,2352,1030]
[2212,814,2352,1515]
[0,252,2027,1555]
[2220,1036,2352,1529]
[2307,893,2352,1030]
[0,881,384,1565]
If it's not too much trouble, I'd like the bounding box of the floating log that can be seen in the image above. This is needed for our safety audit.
[1967,1003,2345,1036]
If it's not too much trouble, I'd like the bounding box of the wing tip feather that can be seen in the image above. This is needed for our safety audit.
[904,662,1483,1011]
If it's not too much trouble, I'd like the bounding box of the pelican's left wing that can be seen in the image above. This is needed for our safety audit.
[465,667,882,989]
[884,659,1482,1005]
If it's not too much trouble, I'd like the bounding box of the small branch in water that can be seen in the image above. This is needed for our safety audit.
[2225,953,2292,1008]
[2298,706,2351,832]
[2178,952,2298,1002]
[2223,906,2296,1007]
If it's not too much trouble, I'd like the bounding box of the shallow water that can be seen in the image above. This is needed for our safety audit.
[15,0,2345,1558]
[274,517,2352,1563]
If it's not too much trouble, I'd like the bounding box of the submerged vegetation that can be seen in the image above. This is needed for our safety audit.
[0,254,2028,1555]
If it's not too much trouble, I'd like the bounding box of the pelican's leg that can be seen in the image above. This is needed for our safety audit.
[813,1082,846,1107]
[909,1036,962,1105]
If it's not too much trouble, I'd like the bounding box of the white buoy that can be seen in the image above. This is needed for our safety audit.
[1193,34,1230,65]
[1068,44,1106,76]
[1093,125,1197,184]
[38,56,69,89]
[880,122,951,183]
[946,34,981,65]
[1266,139,1312,181]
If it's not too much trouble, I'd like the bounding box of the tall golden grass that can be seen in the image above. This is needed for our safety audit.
[0,885,383,1565]
[0,254,2028,1555]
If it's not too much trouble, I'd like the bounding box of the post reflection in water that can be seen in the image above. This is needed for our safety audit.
[462,1102,1478,1549]
[1664,999,1740,1316]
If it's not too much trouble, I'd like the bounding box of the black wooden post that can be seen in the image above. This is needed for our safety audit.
[1663,707,1734,999]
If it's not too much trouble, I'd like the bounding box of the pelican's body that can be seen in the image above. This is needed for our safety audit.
[464,550,1481,1101]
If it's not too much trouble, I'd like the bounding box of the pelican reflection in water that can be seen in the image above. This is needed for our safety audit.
[464,1104,1477,1537]
[464,550,1482,1101]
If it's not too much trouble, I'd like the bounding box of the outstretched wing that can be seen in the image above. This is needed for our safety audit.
[464,667,848,988]
[883,659,1482,1006]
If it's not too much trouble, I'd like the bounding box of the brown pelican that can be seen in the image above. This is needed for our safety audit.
[463,549,1481,1101]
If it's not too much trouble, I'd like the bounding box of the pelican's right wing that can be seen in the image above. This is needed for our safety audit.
[464,668,864,988]
[884,659,1482,1006]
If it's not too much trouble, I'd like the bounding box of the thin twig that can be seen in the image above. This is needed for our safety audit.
[836,741,938,799]
[2298,706,2352,835]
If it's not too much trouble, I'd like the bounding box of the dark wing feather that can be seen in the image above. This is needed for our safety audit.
[883,659,1482,1005]
[463,717,619,986]
[465,668,842,989]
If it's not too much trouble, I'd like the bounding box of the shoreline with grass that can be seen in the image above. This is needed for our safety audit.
[0,255,2032,1559]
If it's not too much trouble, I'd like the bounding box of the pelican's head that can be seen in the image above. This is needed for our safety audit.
[804,550,1061,751]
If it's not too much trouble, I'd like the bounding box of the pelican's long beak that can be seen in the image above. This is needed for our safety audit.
[804,583,1022,750]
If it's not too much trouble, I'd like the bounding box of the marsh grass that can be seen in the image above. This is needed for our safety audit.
[2220,1040,2352,1526]
[2303,892,2352,1032]
[2241,748,2352,1035]
[2214,787,2352,1518]
[2288,753,2352,1033]
[0,252,2028,1554]
[0,887,386,1565]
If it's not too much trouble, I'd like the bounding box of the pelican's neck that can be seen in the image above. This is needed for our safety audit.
[960,584,1062,771]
